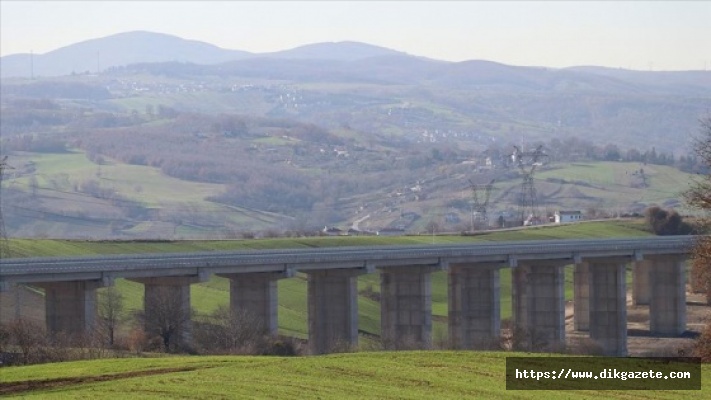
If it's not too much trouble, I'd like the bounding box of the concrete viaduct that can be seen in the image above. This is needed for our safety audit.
[0,236,695,356]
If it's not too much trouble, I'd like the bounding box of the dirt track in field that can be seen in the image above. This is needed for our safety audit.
[0,366,200,396]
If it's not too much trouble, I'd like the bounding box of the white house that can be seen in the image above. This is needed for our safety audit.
[555,210,583,223]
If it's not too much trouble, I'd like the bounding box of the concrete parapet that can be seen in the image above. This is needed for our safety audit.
[573,262,590,331]
[648,255,686,336]
[380,265,441,349]
[588,260,627,356]
[34,280,105,338]
[512,261,566,351]
[448,263,501,349]
[307,268,366,354]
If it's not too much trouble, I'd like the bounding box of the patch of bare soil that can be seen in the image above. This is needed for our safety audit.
[565,288,710,356]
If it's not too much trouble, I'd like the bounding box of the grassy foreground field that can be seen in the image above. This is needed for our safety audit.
[4,220,653,339]
[0,351,706,399]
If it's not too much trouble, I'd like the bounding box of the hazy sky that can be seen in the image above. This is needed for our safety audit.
[1,1,710,71]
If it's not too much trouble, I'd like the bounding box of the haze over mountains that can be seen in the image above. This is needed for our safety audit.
[0,31,412,78]
[2,30,710,154]
[2,31,710,96]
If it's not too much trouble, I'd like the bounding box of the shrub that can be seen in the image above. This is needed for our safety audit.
[644,206,693,235]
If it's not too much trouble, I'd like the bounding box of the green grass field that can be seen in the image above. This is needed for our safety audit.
[534,162,692,211]
[5,151,284,233]
[11,151,225,205]
[5,220,653,338]
[5,149,695,239]
[3,222,702,399]
[0,352,706,399]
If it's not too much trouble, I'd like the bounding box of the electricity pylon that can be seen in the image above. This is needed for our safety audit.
[511,145,547,225]
[469,178,495,226]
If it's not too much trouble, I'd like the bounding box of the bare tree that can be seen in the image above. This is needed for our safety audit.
[193,306,266,354]
[685,116,711,304]
[0,323,10,354]
[7,318,46,364]
[98,286,124,347]
[139,286,192,353]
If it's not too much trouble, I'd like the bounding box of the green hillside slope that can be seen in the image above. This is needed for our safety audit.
[0,352,706,399]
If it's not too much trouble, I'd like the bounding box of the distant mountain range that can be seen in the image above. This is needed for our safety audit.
[3,31,709,94]
[2,30,709,155]
[0,31,411,78]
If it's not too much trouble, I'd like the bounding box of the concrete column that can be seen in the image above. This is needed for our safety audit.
[448,263,500,349]
[35,280,102,338]
[648,256,686,336]
[512,262,566,351]
[633,260,651,306]
[380,265,439,349]
[573,262,590,331]
[589,260,627,356]
[218,272,285,336]
[130,276,199,349]
[307,269,363,354]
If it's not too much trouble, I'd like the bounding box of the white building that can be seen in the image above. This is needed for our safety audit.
[555,210,583,224]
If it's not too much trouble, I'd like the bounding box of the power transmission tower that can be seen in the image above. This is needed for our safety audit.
[0,155,14,258]
[511,145,547,226]
[469,178,495,228]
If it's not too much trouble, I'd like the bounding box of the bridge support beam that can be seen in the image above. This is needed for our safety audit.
[380,265,441,349]
[307,268,366,354]
[448,263,500,349]
[35,280,105,339]
[649,256,686,336]
[573,262,590,331]
[130,276,201,350]
[589,259,627,356]
[512,262,566,351]
[218,272,289,337]
[633,260,651,306]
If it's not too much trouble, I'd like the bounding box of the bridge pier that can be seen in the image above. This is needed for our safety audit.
[648,255,686,335]
[130,276,201,350]
[633,260,651,306]
[380,265,441,349]
[218,271,290,336]
[307,268,365,354]
[512,261,566,351]
[448,263,500,349]
[34,280,105,339]
[573,262,590,331]
[588,259,627,356]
